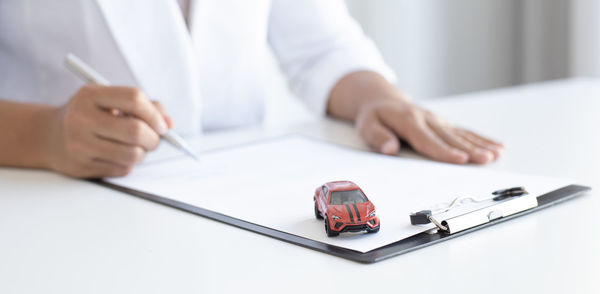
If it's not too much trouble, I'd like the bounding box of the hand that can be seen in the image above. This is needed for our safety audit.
[355,99,504,164]
[44,85,173,178]
[328,71,504,164]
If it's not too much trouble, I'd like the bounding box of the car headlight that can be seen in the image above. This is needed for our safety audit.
[368,211,376,218]
[331,215,342,220]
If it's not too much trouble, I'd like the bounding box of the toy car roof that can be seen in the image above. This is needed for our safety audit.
[325,181,361,191]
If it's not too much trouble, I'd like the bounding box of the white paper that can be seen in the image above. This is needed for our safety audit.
[108,136,573,252]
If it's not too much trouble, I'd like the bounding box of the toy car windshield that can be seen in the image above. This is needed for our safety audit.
[329,189,368,205]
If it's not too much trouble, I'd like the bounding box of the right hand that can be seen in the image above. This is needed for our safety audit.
[44,85,172,178]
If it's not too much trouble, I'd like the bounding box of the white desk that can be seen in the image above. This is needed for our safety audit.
[1,78,598,293]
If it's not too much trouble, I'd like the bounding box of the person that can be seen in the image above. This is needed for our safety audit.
[0,0,504,178]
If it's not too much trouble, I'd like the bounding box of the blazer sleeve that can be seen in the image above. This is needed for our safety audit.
[268,0,396,115]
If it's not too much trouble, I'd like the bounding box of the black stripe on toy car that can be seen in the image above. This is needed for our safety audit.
[352,204,361,222]
[345,204,354,222]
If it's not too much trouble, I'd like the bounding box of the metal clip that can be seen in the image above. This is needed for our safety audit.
[428,215,448,232]
[410,187,531,234]
[492,187,528,201]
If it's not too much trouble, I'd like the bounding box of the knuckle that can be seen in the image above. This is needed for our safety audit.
[123,149,137,165]
[126,120,146,142]
[131,88,144,101]
[122,153,136,166]
[391,104,420,122]
[147,134,161,151]
[133,147,146,163]
[403,107,421,121]
[123,147,145,165]
[127,88,145,106]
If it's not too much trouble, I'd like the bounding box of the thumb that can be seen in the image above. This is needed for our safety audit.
[361,119,401,155]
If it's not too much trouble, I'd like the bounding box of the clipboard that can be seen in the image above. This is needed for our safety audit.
[95,179,590,264]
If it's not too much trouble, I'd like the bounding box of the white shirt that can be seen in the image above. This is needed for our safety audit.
[175,0,190,27]
[0,0,394,134]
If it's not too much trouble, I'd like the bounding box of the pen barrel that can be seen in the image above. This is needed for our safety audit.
[65,53,111,85]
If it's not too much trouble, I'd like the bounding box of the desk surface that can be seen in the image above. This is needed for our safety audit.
[1,78,598,293]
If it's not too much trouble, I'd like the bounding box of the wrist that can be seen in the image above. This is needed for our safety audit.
[327,71,411,121]
[0,100,61,169]
[32,105,62,171]
[360,89,411,108]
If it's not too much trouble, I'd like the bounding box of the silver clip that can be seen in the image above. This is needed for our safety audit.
[428,215,448,232]
[487,210,503,221]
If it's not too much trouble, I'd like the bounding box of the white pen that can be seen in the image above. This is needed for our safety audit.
[64,53,199,161]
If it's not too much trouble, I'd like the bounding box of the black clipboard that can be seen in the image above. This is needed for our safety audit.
[94,179,589,264]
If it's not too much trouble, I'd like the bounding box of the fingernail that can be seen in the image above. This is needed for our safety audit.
[489,146,504,158]
[157,119,168,135]
[452,150,469,162]
[381,140,398,155]
[494,145,506,154]
[476,149,494,162]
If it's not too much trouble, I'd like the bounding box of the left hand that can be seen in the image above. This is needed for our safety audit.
[355,99,504,164]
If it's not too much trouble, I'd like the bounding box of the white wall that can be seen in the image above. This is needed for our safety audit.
[345,0,573,99]
[520,0,571,83]
[571,0,600,77]
[346,0,520,99]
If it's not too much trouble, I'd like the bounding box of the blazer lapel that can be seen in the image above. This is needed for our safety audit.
[95,0,202,135]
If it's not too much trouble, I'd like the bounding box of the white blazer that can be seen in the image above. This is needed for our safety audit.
[0,0,394,134]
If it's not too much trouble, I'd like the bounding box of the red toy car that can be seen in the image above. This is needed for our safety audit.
[314,181,380,237]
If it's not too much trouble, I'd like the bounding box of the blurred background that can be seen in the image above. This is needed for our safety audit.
[264,0,600,126]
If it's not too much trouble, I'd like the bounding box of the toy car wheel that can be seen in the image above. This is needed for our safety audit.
[325,217,339,237]
[367,225,380,234]
[314,201,323,220]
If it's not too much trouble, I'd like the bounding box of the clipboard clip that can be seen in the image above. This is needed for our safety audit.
[410,187,536,234]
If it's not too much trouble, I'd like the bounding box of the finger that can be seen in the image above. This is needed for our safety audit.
[92,112,160,151]
[88,136,146,166]
[358,115,400,155]
[460,129,505,156]
[428,122,494,164]
[84,85,168,135]
[81,159,132,179]
[458,131,503,160]
[152,101,174,129]
[378,110,469,164]
[410,126,469,164]
[457,128,504,147]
